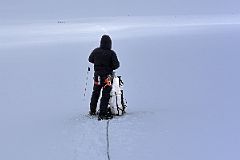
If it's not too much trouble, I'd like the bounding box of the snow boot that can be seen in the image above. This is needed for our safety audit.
[89,110,96,116]
[98,110,113,120]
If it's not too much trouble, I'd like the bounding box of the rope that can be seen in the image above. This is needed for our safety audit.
[106,120,111,160]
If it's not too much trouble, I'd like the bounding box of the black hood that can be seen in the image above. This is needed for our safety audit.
[100,35,112,50]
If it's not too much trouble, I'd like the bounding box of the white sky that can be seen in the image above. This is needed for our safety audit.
[1,0,240,20]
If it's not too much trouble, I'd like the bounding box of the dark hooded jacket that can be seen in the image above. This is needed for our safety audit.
[89,35,120,76]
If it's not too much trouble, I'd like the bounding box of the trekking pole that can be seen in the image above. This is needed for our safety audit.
[83,67,91,101]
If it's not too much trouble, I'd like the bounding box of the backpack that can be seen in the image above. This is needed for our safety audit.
[108,75,127,116]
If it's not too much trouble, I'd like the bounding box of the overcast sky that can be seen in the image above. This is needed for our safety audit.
[1,0,240,20]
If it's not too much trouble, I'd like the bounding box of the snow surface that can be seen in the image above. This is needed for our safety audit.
[1,10,240,160]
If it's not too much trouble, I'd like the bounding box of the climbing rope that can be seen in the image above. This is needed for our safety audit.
[106,120,111,160]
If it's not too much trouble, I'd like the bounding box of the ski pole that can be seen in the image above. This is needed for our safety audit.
[83,67,91,100]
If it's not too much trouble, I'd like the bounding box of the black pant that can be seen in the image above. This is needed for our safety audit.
[90,75,112,115]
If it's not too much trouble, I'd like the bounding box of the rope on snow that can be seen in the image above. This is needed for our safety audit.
[106,120,111,160]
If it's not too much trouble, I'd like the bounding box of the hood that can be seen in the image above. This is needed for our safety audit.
[100,35,112,50]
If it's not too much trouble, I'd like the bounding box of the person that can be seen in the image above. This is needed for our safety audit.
[88,35,120,120]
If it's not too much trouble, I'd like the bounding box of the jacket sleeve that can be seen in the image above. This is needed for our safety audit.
[88,49,95,63]
[112,51,120,70]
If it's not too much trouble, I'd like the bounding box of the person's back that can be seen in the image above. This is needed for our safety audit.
[88,35,120,120]
[89,35,119,76]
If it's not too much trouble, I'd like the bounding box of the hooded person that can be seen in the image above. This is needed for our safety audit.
[88,35,120,120]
